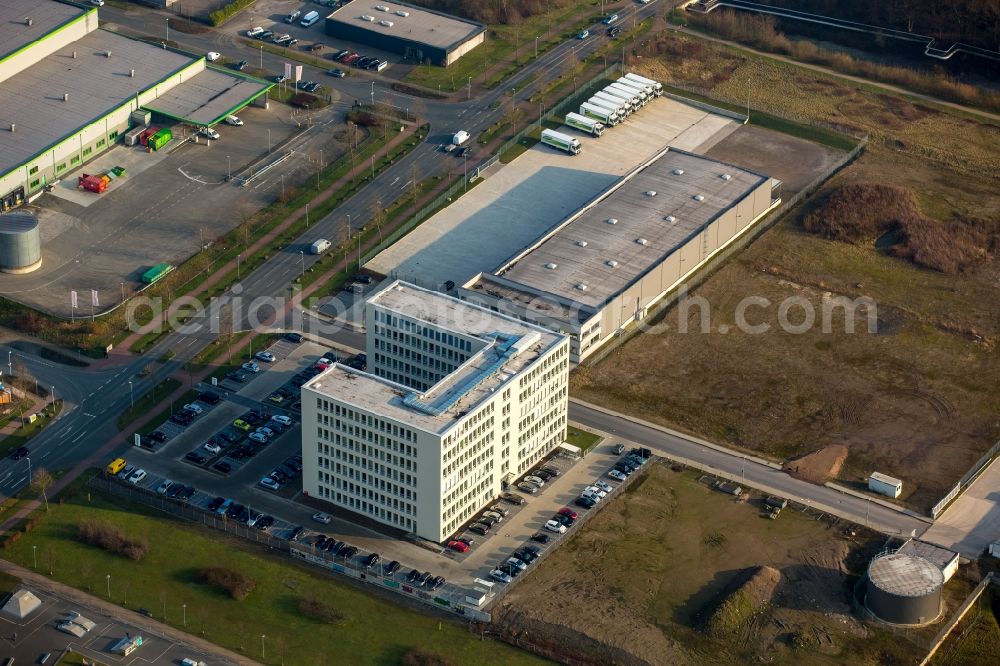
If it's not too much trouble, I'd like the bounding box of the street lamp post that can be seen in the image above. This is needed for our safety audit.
[106,574,111,599]
[25,457,31,490]
[237,253,241,280]
[463,153,468,192]
[165,18,169,43]
[299,251,305,277]
[227,155,231,180]
[261,634,266,660]
[182,604,187,627]
[7,350,11,375]
[128,380,134,409]
[121,282,125,303]
[267,129,271,152]
[259,44,263,70]
[467,76,472,100]
[370,81,375,105]
[32,545,37,570]
[51,386,56,409]
[535,36,538,58]
[305,203,309,227]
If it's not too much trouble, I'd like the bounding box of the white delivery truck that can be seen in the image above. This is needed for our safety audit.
[540,129,581,155]
[613,79,652,104]
[564,112,604,137]
[592,92,632,116]
[311,239,332,254]
[597,87,637,110]
[606,82,646,107]
[579,102,620,126]
[624,72,663,96]
[300,11,320,27]
[617,76,654,98]
[452,130,471,145]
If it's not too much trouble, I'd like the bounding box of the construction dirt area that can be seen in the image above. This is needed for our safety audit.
[571,34,1000,514]
[493,463,966,666]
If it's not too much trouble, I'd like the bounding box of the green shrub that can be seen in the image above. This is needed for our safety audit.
[78,520,149,560]
[196,566,256,600]
[296,597,347,624]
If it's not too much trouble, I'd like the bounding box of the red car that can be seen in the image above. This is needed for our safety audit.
[558,507,579,520]
[447,540,469,553]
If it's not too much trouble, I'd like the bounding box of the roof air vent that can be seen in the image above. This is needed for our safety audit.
[672,169,684,176]
[376,4,389,11]
[129,69,135,78]
[576,240,588,247]
[544,262,558,270]
[605,218,618,225]
[25,18,33,27]
[606,260,619,268]
[636,238,648,246]
[575,283,589,291]
[379,20,394,27]
[72,51,77,59]
[396,10,410,16]
[9,124,14,133]
[63,93,69,102]
[361,15,375,22]
[643,190,657,197]
[105,50,112,58]
[721,173,732,181]
[693,194,705,202]
[664,215,676,223]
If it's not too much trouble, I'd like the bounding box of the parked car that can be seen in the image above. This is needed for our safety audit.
[447,540,469,553]
[259,30,274,41]
[284,332,303,343]
[166,484,185,499]
[312,512,332,524]
[406,569,421,583]
[506,557,528,572]
[259,476,280,490]
[247,26,263,37]
[199,127,220,140]
[558,507,579,520]
[482,510,504,523]
[271,414,293,427]
[595,480,614,493]
[517,482,539,494]
[468,523,489,536]
[207,497,225,511]
[553,513,574,527]
[213,461,232,474]
[501,492,525,505]
[227,371,248,383]
[255,515,275,531]
[233,419,251,432]
[530,532,551,544]
[289,526,305,541]
[540,466,560,477]
[489,569,513,584]
[544,519,567,534]
[364,553,381,569]
[242,361,260,373]
[155,479,173,495]
[185,451,207,464]
[574,496,596,509]
[608,469,628,482]
[585,485,608,498]
[381,560,400,576]
[171,412,193,426]
[489,505,510,517]
[248,432,267,444]
[150,430,169,443]
[178,486,196,501]
[198,391,222,405]
[429,576,446,590]
[206,52,221,62]
[524,475,546,487]
[203,440,222,454]
[234,60,248,71]
[577,29,589,39]
[255,351,275,363]
[327,68,346,77]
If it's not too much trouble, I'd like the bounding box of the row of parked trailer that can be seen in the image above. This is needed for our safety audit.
[539,73,663,156]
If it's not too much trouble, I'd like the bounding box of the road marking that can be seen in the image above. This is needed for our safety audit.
[84,412,97,418]
[71,432,86,442]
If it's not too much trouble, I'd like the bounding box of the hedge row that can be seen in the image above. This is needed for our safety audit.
[78,519,149,561]
[196,566,256,600]
[208,0,257,27]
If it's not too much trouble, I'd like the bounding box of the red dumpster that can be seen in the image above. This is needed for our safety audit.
[78,174,106,193]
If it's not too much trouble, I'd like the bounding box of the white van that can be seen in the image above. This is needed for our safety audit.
[452,130,470,145]
[300,11,320,27]
[285,10,301,23]
[310,239,332,254]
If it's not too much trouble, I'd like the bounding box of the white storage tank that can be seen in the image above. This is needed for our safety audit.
[0,211,42,273]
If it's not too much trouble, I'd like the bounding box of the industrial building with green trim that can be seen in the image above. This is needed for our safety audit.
[0,0,272,212]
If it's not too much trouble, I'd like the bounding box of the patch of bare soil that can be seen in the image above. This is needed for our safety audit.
[784,445,848,484]
[707,565,781,638]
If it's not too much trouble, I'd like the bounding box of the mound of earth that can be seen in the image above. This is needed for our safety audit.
[784,444,848,484]
[707,565,781,639]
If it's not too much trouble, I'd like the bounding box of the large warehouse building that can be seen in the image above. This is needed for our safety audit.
[302,281,569,542]
[460,148,781,363]
[324,1,486,66]
[0,0,271,211]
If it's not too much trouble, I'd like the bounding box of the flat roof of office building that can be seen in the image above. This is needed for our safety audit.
[0,29,194,173]
[306,282,563,434]
[327,0,485,50]
[142,68,272,126]
[494,149,768,309]
[0,0,87,62]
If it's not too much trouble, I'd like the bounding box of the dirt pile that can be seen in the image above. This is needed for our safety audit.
[784,444,849,484]
[706,565,781,639]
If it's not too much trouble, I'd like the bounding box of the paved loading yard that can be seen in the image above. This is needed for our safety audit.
[0,99,346,318]
[366,96,737,288]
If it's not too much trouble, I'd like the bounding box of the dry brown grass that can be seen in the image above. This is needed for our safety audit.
[195,566,256,600]
[77,520,149,561]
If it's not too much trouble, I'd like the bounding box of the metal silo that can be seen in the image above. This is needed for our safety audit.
[865,552,943,625]
[0,211,41,273]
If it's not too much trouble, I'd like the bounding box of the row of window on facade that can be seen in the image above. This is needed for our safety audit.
[25,133,117,190]
[318,398,418,442]
[374,311,478,353]
[318,467,416,510]
[315,485,414,531]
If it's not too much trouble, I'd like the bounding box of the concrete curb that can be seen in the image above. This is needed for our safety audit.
[825,481,933,525]
[568,397,784,470]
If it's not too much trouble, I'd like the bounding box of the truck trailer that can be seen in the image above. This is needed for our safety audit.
[606,83,645,107]
[540,129,582,155]
[141,263,174,284]
[614,80,653,105]
[624,72,663,95]
[564,112,604,137]
[591,92,632,115]
[579,102,620,126]
[616,76,654,98]
[596,88,638,112]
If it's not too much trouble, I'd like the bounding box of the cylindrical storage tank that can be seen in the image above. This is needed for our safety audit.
[0,211,42,274]
[865,552,943,625]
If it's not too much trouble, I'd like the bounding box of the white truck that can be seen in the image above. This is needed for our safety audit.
[300,11,320,27]
[612,80,651,104]
[310,238,332,254]
[592,92,632,115]
[540,129,581,155]
[579,102,620,126]
[452,130,470,145]
[617,76,655,98]
[624,72,663,96]
[606,82,645,107]
[564,112,604,137]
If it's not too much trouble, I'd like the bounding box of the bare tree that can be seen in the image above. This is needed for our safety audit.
[31,467,53,511]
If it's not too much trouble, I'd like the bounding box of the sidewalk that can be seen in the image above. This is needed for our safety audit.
[0,559,257,666]
[89,123,420,371]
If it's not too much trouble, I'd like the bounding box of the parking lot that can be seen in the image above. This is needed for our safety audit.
[4,94,348,318]
[0,583,217,666]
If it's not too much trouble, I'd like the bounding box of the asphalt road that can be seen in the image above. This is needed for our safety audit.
[0,0,938,547]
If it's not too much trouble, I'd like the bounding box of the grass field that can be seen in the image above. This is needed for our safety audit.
[6,488,546,666]
[565,426,601,454]
[572,32,1000,511]
[932,589,1000,666]
[496,463,933,665]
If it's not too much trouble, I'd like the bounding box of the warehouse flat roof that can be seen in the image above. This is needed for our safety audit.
[328,0,485,50]
[0,29,195,173]
[142,68,272,126]
[495,149,768,309]
[0,0,87,63]
[306,282,563,434]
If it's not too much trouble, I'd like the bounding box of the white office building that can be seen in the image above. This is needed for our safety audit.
[302,281,569,542]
